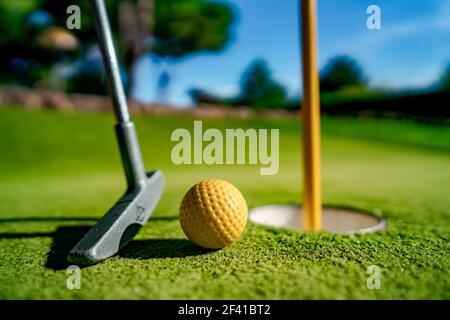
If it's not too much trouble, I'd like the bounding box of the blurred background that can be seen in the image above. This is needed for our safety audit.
[0,0,449,121]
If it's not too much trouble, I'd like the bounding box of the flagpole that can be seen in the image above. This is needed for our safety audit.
[300,0,322,230]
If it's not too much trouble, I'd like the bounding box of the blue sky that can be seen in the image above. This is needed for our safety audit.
[132,0,450,107]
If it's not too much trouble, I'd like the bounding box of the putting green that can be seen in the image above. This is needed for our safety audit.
[0,107,449,299]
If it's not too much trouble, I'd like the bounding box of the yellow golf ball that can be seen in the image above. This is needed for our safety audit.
[179,179,248,249]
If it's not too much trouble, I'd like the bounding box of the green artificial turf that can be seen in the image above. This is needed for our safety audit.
[0,106,449,299]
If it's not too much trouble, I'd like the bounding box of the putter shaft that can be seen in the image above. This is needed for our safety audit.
[91,0,146,189]
[91,0,130,124]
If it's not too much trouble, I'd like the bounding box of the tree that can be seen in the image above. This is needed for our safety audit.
[118,0,154,92]
[238,59,287,108]
[118,0,234,96]
[151,0,235,101]
[188,88,223,105]
[437,64,450,91]
[320,55,367,92]
[153,0,234,58]
[0,0,235,98]
[0,0,42,46]
[0,0,121,91]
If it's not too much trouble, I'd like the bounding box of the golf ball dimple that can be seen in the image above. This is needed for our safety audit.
[179,179,248,249]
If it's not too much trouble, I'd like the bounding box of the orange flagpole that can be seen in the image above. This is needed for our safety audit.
[300,0,322,230]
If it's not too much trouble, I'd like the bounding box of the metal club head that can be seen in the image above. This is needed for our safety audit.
[68,171,164,265]
[67,0,164,265]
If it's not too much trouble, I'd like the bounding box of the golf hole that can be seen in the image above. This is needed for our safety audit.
[249,205,386,234]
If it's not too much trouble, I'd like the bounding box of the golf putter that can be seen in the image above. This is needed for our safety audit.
[67,0,164,265]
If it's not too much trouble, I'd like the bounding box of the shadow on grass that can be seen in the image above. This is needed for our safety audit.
[119,239,212,259]
[45,226,92,270]
[0,216,177,223]
[0,225,91,271]
[0,216,208,270]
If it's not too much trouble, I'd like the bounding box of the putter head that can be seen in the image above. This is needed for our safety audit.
[67,170,164,265]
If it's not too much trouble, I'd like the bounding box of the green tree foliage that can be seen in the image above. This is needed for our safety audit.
[0,0,120,90]
[153,0,234,58]
[0,0,43,45]
[320,55,367,92]
[30,0,234,58]
[238,59,287,108]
